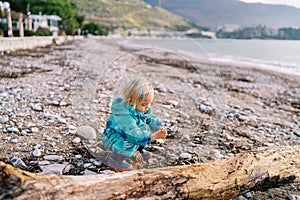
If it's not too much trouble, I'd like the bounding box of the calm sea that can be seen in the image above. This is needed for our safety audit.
[122,38,300,76]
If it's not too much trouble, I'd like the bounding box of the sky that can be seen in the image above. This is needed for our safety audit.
[239,0,300,8]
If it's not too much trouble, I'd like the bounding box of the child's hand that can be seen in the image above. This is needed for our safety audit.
[152,127,167,141]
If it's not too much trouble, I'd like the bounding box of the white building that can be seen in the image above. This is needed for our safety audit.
[29,13,62,32]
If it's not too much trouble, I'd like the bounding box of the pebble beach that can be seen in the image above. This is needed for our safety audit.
[0,37,299,199]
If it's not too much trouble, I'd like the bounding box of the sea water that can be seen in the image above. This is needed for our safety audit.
[122,38,300,76]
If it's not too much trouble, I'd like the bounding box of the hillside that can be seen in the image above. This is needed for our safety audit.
[69,0,194,32]
[144,0,300,30]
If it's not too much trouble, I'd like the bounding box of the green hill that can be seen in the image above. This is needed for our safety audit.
[69,0,194,32]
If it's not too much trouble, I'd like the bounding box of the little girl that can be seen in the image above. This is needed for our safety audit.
[102,78,167,171]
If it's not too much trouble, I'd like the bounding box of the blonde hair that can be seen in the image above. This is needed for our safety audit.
[122,78,154,109]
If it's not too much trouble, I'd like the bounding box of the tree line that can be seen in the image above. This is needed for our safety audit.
[3,0,107,36]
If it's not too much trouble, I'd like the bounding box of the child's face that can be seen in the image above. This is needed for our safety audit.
[136,92,154,113]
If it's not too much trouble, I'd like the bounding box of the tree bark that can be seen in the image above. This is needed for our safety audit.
[1,145,299,200]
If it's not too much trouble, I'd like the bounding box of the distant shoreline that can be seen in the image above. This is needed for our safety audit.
[116,37,300,77]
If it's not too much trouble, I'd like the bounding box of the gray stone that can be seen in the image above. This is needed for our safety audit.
[38,160,51,166]
[11,156,27,170]
[0,116,9,124]
[72,137,81,144]
[237,115,248,122]
[7,127,19,133]
[93,161,102,167]
[162,104,172,110]
[288,194,300,200]
[288,194,296,200]
[84,169,97,176]
[57,117,67,124]
[59,101,68,106]
[62,164,73,174]
[32,148,42,157]
[209,150,223,160]
[84,163,93,168]
[181,135,190,141]
[77,125,97,140]
[43,155,64,161]
[40,163,67,175]
[99,170,115,174]
[31,127,39,133]
[188,142,198,147]
[31,104,43,112]
[178,111,190,119]
[179,153,192,159]
[235,196,247,200]
[243,192,252,199]
[10,139,18,143]
[200,104,213,113]
[51,100,60,106]
[166,100,179,107]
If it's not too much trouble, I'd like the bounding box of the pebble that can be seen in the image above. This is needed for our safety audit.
[209,150,223,160]
[10,139,18,143]
[0,116,9,123]
[60,101,68,106]
[84,163,93,168]
[163,112,170,117]
[257,127,264,131]
[54,135,62,140]
[99,170,115,174]
[77,125,97,140]
[288,194,300,200]
[43,155,64,161]
[31,104,43,112]
[51,100,60,106]
[235,196,247,200]
[166,100,179,107]
[179,153,192,159]
[188,142,198,147]
[244,192,252,199]
[57,117,67,124]
[93,161,102,167]
[162,104,172,109]
[84,169,97,176]
[63,164,73,174]
[32,148,42,157]
[179,111,190,119]
[7,127,19,133]
[68,125,77,130]
[40,163,67,175]
[181,135,190,141]
[11,156,27,170]
[155,139,165,145]
[38,160,51,166]
[72,137,81,144]
[31,127,39,133]
[156,84,168,93]
[237,114,248,122]
[199,104,213,114]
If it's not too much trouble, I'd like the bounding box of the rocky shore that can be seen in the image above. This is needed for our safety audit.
[0,38,299,199]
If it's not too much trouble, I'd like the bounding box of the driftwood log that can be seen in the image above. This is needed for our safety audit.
[1,145,299,200]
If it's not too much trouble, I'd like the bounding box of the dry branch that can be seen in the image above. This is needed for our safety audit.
[1,145,299,200]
